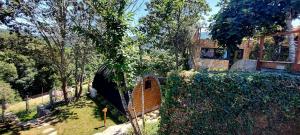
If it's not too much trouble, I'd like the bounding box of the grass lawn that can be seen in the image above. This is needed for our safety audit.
[0,94,50,124]
[1,84,90,123]
[19,96,116,135]
[2,83,90,114]
[7,95,50,113]
[127,121,160,135]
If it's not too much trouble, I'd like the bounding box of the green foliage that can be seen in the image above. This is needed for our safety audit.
[77,0,137,90]
[15,109,37,122]
[140,0,210,69]
[160,71,300,135]
[128,121,160,135]
[250,37,289,61]
[210,0,300,51]
[0,61,18,82]
[0,81,19,104]
[141,48,177,77]
[0,32,56,97]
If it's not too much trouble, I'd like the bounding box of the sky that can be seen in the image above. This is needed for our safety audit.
[132,0,220,26]
[132,0,299,27]
[1,0,299,29]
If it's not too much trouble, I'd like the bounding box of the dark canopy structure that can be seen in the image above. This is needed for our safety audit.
[92,65,129,113]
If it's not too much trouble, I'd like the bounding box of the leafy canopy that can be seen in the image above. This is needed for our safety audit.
[0,81,17,103]
[140,0,210,48]
[210,0,300,50]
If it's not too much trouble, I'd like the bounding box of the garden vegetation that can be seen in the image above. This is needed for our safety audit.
[160,71,300,134]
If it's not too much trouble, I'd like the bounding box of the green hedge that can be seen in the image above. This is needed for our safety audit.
[160,71,300,135]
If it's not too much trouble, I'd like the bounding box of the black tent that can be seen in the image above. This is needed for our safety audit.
[92,65,129,113]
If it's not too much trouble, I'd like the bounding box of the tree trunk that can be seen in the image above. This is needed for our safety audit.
[141,76,145,131]
[59,1,68,103]
[26,95,29,113]
[1,100,5,123]
[182,49,190,70]
[74,42,82,99]
[175,43,179,70]
[173,37,179,70]
[49,89,54,106]
[115,72,141,135]
[287,11,296,62]
[61,78,69,103]
[138,45,145,131]
[118,87,141,135]
[174,10,182,70]
[74,60,79,99]
[87,78,91,93]
[78,74,84,99]
[74,78,79,100]
[77,63,85,100]
[227,47,234,66]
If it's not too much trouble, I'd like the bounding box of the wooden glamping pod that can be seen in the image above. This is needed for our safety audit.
[128,75,162,116]
[92,65,162,116]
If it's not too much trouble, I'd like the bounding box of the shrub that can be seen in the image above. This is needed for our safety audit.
[160,71,300,135]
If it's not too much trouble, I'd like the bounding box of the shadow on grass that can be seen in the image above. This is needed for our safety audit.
[1,96,118,134]
[0,122,23,135]
[0,109,38,134]
[89,95,125,125]
[45,101,83,126]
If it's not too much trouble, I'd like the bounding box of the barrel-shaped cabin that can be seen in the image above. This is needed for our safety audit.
[92,66,162,117]
[128,76,162,116]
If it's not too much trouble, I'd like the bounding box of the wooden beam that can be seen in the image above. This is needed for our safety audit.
[292,32,300,72]
[297,32,300,64]
[257,36,265,70]
[270,29,300,36]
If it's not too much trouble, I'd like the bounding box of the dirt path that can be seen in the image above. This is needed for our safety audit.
[42,127,57,135]
[94,123,132,135]
[94,110,160,135]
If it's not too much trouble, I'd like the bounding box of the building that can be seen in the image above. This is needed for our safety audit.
[190,28,255,70]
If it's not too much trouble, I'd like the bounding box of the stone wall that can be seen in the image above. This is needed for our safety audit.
[198,59,229,71]
[191,39,255,70]
[230,60,258,72]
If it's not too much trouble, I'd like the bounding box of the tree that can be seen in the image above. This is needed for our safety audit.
[69,1,99,100]
[2,0,77,102]
[0,31,56,98]
[75,0,142,134]
[0,81,15,123]
[0,61,18,83]
[0,57,18,122]
[286,0,300,62]
[210,0,300,62]
[140,0,210,69]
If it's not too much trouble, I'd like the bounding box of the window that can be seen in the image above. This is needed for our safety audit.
[145,80,151,89]
[201,48,227,59]
[201,48,245,60]
[199,32,211,40]
[235,49,244,59]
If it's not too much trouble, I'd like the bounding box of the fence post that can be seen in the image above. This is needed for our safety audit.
[102,107,107,127]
